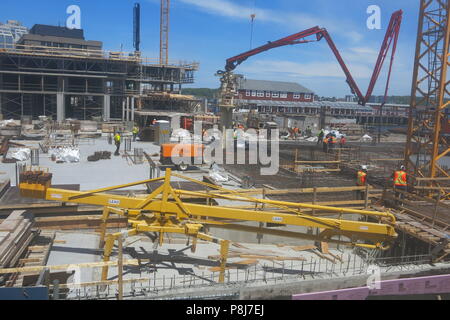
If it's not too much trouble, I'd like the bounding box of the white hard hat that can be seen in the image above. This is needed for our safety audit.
[361,165,368,171]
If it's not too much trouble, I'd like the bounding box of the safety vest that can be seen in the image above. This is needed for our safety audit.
[357,171,367,186]
[114,135,121,143]
[394,171,407,187]
[132,127,139,134]
[329,136,337,144]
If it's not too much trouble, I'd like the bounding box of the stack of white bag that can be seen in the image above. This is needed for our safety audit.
[360,134,373,142]
[0,119,16,127]
[9,148,31,161]
[50,147,80,163]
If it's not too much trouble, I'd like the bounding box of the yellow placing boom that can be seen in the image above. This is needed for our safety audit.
[18,168,397,283]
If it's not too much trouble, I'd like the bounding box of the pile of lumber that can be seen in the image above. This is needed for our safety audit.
[0,210,36,271]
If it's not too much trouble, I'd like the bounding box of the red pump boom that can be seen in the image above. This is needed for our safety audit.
[221,10,403,106]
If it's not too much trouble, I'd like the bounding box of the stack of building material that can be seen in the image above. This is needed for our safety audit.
[0,210,36,270]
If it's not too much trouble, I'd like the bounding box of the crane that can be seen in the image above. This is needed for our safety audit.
[405,0,450,200]
[216,10,403,129]
[19,169,397,283]
[160,0,170,65]
[133,3,141,53]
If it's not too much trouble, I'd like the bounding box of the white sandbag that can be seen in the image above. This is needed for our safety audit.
[360,134,373,142]
[50,147,80,163]
[170,129,192,143]
[0,119,16,127]
[9,148,31,161]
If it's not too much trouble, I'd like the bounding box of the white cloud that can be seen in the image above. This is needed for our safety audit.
[178,0,363,43]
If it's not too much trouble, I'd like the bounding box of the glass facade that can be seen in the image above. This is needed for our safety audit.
[0,20,28,48]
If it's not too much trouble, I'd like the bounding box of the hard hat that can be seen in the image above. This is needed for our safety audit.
[400,165,406,171]
[361,165,368,171]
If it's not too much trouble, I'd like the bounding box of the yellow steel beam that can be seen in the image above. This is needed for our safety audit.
[69,176,166,201]
[21,168,397,251]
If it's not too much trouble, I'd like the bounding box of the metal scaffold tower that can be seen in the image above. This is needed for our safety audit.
[405,0,450,199]
[160,0,170,65]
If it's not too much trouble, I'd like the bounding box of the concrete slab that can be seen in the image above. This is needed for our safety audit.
[0,137,211,190]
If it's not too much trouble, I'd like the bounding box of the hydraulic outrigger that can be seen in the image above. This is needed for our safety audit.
[19,168,397,283]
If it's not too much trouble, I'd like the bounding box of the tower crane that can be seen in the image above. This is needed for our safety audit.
[216,10,403,129]
[19,169,397,283]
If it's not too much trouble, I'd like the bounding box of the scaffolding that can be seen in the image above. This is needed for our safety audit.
[0,45,199,121]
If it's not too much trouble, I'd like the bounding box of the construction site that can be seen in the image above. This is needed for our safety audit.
[0,0,449,301]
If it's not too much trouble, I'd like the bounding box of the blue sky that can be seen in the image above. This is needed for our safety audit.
[1,0,419,96]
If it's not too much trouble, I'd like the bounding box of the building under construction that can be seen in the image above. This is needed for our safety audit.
[0,24,199,122]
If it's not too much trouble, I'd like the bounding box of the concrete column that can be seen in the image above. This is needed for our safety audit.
[122,98,126,121]
[131,97,135,122]
[57,93,65,122]
[126,97,130,122]
[103,95,111,122]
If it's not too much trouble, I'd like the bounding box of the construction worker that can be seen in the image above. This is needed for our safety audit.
[317,129,325,145]
[323,136,329,153]
[356,166,368,200]
[114,132,121,156]
[152,119,157,125]
[339,135,347,148]
[132,125,139,142]
[327,133,337,152]
[393,165,408,206]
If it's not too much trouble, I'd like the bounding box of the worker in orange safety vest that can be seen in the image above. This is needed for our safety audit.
[356,165,368,200]
[327,134,337,152]
[323,136,329,153]
[393,165,408,205]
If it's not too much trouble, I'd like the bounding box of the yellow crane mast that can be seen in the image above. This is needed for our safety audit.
[19,168,397,283]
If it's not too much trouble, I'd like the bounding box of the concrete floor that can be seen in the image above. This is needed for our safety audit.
[0,136,212,190]
[47,230,366,300]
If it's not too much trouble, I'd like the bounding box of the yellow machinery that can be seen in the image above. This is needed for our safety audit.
[19,169,397,283]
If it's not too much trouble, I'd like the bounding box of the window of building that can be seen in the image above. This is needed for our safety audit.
[251,91,257,97]
[257,91,264,97]
[266,92,271,98]
[246,90,251,97]
[304,94,312,100]
[280,92,288,99]
[272,92,279,98]
[293,93,301,99]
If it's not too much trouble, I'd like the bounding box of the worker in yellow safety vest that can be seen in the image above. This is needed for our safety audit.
[132,126,139,142]
[114,133,121,156]
[393,165,408,205]
[356,165,368,200]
